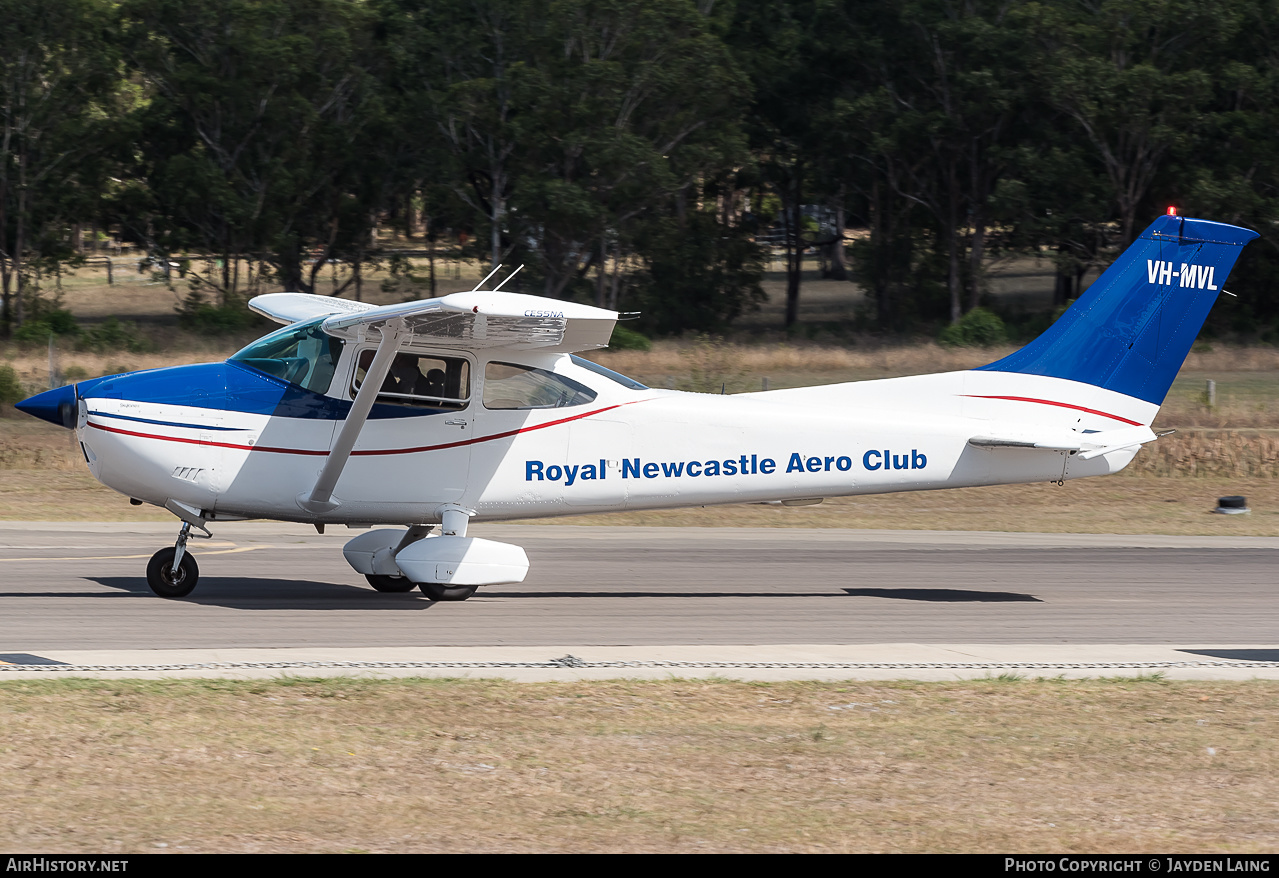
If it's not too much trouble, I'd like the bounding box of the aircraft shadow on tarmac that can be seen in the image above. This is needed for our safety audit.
[67,578,1041,606]
[85,576,439,610]
[1179,648,1279,663]
[485,590,872,598]
[843,587,1042,602]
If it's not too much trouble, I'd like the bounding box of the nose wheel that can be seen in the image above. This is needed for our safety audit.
[146,547,200,598]
[146,520,209,598]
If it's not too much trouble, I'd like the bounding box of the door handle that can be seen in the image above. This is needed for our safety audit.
[445,419,467,427]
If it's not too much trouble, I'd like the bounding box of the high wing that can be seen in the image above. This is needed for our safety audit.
[249,292,377,325]
[250,290,617,353]
[318,290,617,353]
[273,289,619,513]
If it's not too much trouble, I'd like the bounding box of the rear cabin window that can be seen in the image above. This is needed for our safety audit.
[570,354,648,390]
[351,350,471,409]
[483,362,597,410]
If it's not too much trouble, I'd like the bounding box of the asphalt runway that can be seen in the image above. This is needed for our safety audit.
[1,522,1277,654]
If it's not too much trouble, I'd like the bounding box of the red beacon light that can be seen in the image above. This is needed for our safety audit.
[1167,206,1178,216]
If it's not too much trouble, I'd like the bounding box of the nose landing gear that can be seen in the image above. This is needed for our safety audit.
[146,521,210,598]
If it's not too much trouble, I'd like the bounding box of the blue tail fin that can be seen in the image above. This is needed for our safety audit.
[978,216,1258,405]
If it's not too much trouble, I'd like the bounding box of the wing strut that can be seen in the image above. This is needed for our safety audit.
[298,318,406,514]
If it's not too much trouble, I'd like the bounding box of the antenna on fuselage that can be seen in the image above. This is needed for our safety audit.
[491,265,524,291]
[471,264,504,292]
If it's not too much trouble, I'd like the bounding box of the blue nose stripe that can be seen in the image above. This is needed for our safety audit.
[15,384,77,428]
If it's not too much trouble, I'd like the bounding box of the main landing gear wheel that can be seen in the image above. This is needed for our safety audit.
[365,574,417,593]
[419,581,478,601]
[146,547,200,598]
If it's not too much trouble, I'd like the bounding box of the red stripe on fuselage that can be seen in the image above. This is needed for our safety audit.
[86,400,644,456]
[86,422,329,455]
[960,395,1143,426]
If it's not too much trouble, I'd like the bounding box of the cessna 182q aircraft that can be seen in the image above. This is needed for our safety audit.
[16,213,1258,599]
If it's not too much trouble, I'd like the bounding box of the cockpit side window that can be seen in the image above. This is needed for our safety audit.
[229,319,344,393]
[483,362,597,409]
[351,349,471,409]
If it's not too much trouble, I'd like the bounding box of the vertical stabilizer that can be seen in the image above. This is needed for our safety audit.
[978,216,1258,405]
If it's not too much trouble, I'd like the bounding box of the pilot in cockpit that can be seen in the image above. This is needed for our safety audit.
[385,356,421,397]
[423,368,447,399]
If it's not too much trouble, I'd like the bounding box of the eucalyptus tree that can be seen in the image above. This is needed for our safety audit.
[0,0,122,332]
[119,0,387,299]
[727,0,834,328]
[1169,0,1279,330]
[1029,0,1244,247]
[519,0,752,301]
[386,0,538,272]
[390,0,751,308]
[866,1,1028,323]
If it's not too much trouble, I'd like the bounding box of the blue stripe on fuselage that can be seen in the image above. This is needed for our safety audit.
[86,411,249,431]
[80,361,444,421]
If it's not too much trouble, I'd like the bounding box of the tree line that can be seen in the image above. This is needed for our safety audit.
[4,0,1279,340]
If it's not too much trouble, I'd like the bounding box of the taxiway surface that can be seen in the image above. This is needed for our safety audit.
[1,522,1276,651]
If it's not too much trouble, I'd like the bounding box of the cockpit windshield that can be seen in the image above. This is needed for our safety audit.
[229,318,344,393]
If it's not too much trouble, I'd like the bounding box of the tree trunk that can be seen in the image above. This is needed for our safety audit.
[428,223,437,297]
[278,240,314,294]
[489,173,505,270]
[966,208,986,313]
[825,187,848,281]
[0,200,11,334]
[946,162,961,325]
[608,241,622,310]
[14,180,26,326]
[1053,266,1072,308]
[594,237,607,308]
[783,164,803,329]
[869,177,893,329]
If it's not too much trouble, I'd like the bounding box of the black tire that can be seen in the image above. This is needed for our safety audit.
[146,547,200,598]
[366,574,417,593]
[419,581,478,601]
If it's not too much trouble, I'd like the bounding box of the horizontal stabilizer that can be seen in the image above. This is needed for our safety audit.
[968,435,1081,451]
[969,425,1157,458]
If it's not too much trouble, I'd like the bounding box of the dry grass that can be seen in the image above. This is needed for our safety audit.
[0,677,1275,853]
[1126,433,1279,478]
[596,339,1009,377]
[509,477,1279,536]
[595,339,1019,392]
[595,340,1279,393]
[32,254,484,323]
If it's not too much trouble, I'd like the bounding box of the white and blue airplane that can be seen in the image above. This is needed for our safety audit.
[16,213,1258,599]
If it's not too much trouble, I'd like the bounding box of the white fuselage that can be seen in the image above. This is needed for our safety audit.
[75,341,1151,527]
